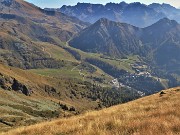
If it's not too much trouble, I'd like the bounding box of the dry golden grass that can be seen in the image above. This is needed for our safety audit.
[2,87,180,135]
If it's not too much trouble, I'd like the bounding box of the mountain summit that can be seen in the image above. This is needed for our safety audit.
[70,18,143,58]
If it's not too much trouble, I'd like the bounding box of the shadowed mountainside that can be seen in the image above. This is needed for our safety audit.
[70,18,180,76]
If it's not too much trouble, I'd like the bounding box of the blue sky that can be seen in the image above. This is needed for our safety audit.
[25,0,180,8]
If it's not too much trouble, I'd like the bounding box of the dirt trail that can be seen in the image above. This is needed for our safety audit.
[71,64,85,80]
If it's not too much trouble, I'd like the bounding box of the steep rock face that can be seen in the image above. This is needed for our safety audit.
[0,73,31,96]
[11,79,31,96]
[0,73,13,90]
[59,2,166,27]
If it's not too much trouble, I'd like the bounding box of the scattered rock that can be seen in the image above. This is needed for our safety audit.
[159,91,166,96]
[45,85,57,93]
[0,74,32,96]
[69,106,76,112]
[0,119,13,127]
[175,89,180,92]
[0,74,13,90]
[60,104,68,111]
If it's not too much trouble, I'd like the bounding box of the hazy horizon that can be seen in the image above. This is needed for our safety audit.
[25,0,180,8]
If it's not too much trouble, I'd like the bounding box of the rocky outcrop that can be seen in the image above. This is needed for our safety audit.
[0,74,32,96]
[0,73,13,90]
[11,79,31,96]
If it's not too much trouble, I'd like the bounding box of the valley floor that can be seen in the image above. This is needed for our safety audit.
[2,87,180,135]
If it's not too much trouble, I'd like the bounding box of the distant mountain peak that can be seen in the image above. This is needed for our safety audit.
[69,18,143,58]
[76,2,102,7]
[94,18,122,28]
[120,1,127,4]
[92,18,110,30]
[156,17,178,26]
[149,3,176,9]
[128,2,146,6]
[97,18,110,23]
[77,2,90,6]
[162,3,174,7]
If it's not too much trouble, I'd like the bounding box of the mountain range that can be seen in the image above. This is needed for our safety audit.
[58,2,180,27]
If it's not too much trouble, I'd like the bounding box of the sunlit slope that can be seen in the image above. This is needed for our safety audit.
[4,87,180,135]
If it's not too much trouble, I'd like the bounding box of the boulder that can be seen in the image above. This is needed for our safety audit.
[11,79,31,96]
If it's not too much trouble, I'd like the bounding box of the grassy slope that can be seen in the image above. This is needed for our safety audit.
[29,42,114,87]
[0,63,105,108]
[0,63,108,132]
[33,42,77,62]
[30,41,137,84]
[0,64,66,132]
[0,89,61,132]
[65,44,139,73]
[30,66,113,87]
[4,87,180,135]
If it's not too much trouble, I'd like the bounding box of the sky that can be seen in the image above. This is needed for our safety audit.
[25,0,180,8]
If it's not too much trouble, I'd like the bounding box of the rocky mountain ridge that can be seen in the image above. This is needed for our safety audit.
[58,2,180,27]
